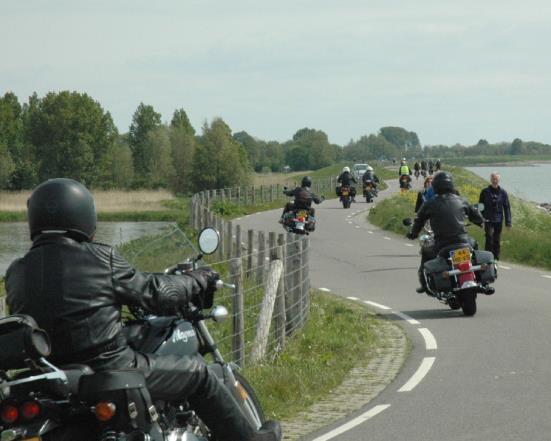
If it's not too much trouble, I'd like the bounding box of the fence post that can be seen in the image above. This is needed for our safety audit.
[217,217,225,261]
[247,229,254,278]
[249,258,283,364]
[235,224,242,258]
[226,221,233,259]
[300,236,310,324]
[202,207,209,231]
[256,231,266,285]
[252,186,256,205]
[230,258,245,368]
[291,237,303,332]
[275,234,286,350]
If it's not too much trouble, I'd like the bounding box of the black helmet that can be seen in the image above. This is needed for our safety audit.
[28,178,96,241]
[432,171,454,194]
[301,176,312,188]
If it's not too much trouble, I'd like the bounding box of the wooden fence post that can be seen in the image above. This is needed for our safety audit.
[252,186,256,205]
[275,234,286,350]
[216,216,224,261]
[256,231,266,285]
[226,221,233,259]
[235,224,242,258]
[230,258,245,367]
[249,259,283,364]
[247,229,254,278]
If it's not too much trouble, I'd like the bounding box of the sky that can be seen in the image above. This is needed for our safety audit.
[2,0,551,146]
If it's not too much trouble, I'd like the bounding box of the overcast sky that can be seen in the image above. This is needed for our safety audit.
[2,0,551,146]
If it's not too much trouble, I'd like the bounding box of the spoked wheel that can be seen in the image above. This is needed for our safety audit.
[460,290,477,316]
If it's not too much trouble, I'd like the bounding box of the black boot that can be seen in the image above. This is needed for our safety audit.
[189,371,281,441]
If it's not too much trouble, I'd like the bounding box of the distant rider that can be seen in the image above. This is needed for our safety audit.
[428,160,434,175]
[420,160,428,176]
[413,161,420,179]
[398,159,412,189]
[362,166,380,192]
[337,166,358,202]
[280,176,323,223]
[435,159,442,171]
[406,171,484,293]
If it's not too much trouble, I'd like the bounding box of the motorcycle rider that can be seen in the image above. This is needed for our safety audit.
[428,160,434,175]
[337,166,357,202]
[5,178,281,441]
[280,176,323,223]
[406,171,484,293]
[362,166,380,195]
[435,159,442,171]
[413,161,420,179]
[398,159,412,189]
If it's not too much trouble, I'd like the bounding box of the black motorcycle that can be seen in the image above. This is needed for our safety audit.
[362,180,377,203]
[0,228,265,441]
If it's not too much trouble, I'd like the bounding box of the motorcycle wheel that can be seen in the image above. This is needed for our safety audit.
[461,290,477,316]
[233,371,266,429]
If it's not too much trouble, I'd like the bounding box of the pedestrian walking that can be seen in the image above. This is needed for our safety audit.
[478,172,512,260]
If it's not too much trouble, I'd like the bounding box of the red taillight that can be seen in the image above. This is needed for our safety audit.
[298,217,305,222]
[21,401,41,419]
[1,404,19,424]
[95,402,117,422]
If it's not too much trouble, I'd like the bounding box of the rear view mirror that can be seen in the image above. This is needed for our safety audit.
[402,218,413,227]
[198,228,220,255]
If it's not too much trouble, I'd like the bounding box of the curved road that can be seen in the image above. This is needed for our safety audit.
[236,179,551,441]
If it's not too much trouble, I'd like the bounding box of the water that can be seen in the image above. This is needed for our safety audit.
[467,163,551,204]
[0,222,173,276]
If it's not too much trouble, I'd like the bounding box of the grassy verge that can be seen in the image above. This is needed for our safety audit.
[369,166,551,270]
[242,291,381,420]
[444,154,551,166]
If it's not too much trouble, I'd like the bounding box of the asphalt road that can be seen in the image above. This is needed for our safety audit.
[235,178,551,441]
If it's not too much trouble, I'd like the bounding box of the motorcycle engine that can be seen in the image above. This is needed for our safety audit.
[165,428,205,441]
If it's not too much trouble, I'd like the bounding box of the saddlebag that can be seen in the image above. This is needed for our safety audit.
[473,250,497,284]
[79,370,156,432]
[424,257,452,292]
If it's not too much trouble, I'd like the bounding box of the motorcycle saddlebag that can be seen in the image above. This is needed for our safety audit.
[473,250,496,283]
[424,257,452,292]
[79,370,156,432]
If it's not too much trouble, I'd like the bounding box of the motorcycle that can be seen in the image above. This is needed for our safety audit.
[339,185,353,208]
[403,210,497,316]
[281,207,316,235]
[421,169,427,178]
[399,175,412,192]
[0,228,265,441]
[363,180,377,203]
[414,169,420,180]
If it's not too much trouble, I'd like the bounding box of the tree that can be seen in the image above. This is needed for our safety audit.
[379,127,420,150]
[285,127,336,170]
[0,143,15,189]
[191,118,251,191]
[25,91,117,186]
[170,109,196,193]
[128,103,162,175]
[97,136,134,189]
[510,138,524,155]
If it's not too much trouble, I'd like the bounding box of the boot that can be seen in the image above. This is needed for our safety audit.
[415,286,426,294]
[190,371,281,441]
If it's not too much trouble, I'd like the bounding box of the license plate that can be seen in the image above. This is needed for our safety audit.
[342,190,349,196]
[451,247,471,265]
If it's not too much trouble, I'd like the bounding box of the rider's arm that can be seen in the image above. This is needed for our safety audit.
[411,202,430,238]
[503,190,512,227]
[284,188,296,197]
[466,201,484,227]
[109,247,208,315]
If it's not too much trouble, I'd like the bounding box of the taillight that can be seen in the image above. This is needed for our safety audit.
[95,402,117,422]
[1,404,19,424]
[21,401,41,419]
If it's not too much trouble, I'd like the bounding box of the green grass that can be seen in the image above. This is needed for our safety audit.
[444,154,551,166]
[369,166,551,270]
[242,290,381,421]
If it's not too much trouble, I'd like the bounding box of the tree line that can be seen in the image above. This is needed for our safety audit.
[1,90,550,192]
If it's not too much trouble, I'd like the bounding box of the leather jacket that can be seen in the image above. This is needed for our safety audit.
[5,234,207,368]
[410,193,484,249]
[337,172,356,186]
[284,186,322,209]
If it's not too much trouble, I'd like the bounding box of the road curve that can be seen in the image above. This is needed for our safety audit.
[235,178,551,441]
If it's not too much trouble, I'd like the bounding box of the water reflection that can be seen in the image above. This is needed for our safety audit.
[0,222,173,276]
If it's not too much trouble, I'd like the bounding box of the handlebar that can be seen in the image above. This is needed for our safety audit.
[215,279,236,290]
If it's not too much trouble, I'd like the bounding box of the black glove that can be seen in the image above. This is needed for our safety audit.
[406,232,416,240]
[189,267,219,309]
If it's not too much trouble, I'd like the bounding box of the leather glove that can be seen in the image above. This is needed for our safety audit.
[406,232,416,240]
[189,267,219,309]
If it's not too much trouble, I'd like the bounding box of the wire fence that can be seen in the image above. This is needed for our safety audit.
[187,180,338,366]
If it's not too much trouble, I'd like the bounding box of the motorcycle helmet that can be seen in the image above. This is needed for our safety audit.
[343,166,350,173]
[301,176,312,188]
[366,166,374,171]
[28,178,97,241]
[431,171,455,194]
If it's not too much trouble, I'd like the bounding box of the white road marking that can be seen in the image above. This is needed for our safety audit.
[404,243,414,247]
[355,226,361,229]
[348,221,353,224]
[346,296,359,301]
[235,217,242,221]
[311,405,391,441]
[384,236,391,240]
[319,287,331,292]
[392,311,420,325]
[364,300,392,310]
[418,328,438,350]
[398,357,436,392]
[541,275,551,279]
[499,265,511,270]
[368,231,374,234]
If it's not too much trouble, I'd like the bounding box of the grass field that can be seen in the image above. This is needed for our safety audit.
[369,166,551,270]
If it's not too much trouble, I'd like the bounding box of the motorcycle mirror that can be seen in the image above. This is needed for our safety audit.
[211,305,229,323]
[475,203,485,211]
[402,218,413,226]
[198,227,220,255]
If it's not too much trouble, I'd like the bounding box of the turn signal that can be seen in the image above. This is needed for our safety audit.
[95,402,117,422]
[1,404,18,424]
[21,401,41,419]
